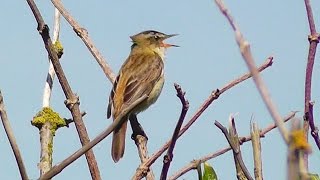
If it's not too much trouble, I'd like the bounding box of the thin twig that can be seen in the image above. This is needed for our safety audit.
[160,84,189,180]
[228,116,247,180]
[51,0,116,82]
[303,0,320,168]
[39,95,148,180]
[133,57,273,180]
[0,91,29,180]
[251,121,263,180]
[169,111,296,180]
[215,0,289,143]
[26,0,101,179]
[215,120,253,180]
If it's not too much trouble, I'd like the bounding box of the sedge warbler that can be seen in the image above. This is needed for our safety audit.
[107,30,177,162]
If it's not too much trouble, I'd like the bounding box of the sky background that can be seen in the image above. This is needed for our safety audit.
[1,0,320,179]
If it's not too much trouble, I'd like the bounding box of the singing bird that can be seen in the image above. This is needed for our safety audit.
[107,30,177,162]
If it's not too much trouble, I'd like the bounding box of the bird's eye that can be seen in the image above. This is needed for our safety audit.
[154,35,159,40]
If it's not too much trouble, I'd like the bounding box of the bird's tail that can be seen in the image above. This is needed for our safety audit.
[111,119,127,163]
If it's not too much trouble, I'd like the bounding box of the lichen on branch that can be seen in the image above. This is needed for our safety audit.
[31,107,66,132]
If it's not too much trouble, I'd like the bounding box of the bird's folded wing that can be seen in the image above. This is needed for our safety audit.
[108,53,163,119]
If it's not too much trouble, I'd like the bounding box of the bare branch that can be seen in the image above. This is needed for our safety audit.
[25,0,101,179]
[251,121,263,180]
[133,57,273,180]
[51,0,116,82]
[169,111,296,180]
[129,115,155,180]
[215,119,253,180]
[160,84,189,180]
[215,0,289,143]
[303,0,320,168]
[0,91,29,180]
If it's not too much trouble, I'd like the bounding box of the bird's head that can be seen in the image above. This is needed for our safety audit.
[130,30,178,49]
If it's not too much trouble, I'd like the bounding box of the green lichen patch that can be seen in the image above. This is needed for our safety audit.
[31,107,66,131]
[53,40,64,58]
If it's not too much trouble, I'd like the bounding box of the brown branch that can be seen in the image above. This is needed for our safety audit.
[250,121,263,180]
[129,115,155,180]
[133,57,273,180]
[51,0,116,82]
[160,84,189,180]
[25,0,101,179]
[0,91,29,180]
[308,102,320,149]
[215,0,289,143]
[303,0,320,168]
[215,120,253,180]
[169,111,296,180]
[39,95,148,180]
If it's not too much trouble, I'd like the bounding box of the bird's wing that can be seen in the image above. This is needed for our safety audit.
[107,53,163,119]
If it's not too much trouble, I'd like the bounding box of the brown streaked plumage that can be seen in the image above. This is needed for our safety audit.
[107,30,177,162]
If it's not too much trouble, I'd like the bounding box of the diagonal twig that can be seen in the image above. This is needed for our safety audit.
[26,0,101,179]
[51,0,116,82]
[0,91,29,180]
[133,57,273,179]
[160,84,189,180]
[214,0,289,144]
[169,111,296,180]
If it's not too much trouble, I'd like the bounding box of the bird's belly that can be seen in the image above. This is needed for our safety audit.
[132,76,164,114]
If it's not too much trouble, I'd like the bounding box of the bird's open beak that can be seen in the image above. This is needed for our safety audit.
[161,34,179,48]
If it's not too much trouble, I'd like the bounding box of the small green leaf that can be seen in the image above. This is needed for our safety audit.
[309,173,320,180]
[202,162,218,180]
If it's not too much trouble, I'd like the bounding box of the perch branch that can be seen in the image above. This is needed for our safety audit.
[129,115,155,180]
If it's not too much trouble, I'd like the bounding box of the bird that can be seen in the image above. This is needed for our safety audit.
[107,30,177,162]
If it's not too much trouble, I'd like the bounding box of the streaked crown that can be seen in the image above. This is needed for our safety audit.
[130,30,177,47]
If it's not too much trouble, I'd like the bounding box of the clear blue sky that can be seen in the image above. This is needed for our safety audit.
[1,0,320,179]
